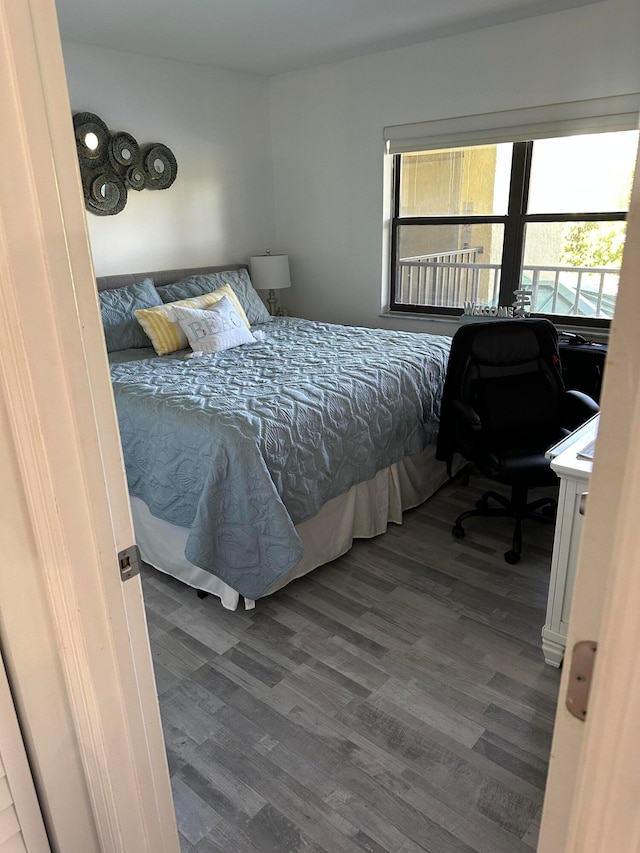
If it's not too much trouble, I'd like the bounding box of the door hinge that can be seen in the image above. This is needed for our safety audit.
[118,545,141,582]
[566,640,597,721]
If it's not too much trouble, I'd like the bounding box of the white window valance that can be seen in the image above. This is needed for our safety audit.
[384,93,640,154]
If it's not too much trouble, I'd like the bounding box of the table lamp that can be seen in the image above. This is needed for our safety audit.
[249,252,291,315]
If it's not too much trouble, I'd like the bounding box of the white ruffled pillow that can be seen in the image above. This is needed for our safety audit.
[165,296,256,354]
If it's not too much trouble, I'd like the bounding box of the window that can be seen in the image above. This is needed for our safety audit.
[389,128,638,325]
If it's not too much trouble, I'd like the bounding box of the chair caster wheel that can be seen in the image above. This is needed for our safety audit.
[475,498,488,511]
[452,524,465,539]
[504,550,520,564]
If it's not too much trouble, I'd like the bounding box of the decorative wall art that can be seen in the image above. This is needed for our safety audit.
[73,112,178,216]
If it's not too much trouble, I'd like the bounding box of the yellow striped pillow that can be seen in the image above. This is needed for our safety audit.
[135,285,250,355]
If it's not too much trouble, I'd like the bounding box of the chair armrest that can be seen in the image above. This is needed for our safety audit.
[562,389,600,431]
[452,400,482,431]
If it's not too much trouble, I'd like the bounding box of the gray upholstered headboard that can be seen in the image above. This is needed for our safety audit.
[96,263,249,292]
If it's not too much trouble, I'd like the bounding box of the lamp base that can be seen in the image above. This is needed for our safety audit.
[266,289,288,316]
[266,289,277,315]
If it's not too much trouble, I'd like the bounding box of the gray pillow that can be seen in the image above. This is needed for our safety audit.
[157,268,271,325]
[99,278,161,352]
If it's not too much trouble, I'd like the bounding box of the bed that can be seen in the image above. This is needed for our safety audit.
[98,263,453,610]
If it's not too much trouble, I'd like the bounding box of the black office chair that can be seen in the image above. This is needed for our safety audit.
[436,319,599,564]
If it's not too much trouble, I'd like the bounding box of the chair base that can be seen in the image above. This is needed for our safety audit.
[452,486,556,563]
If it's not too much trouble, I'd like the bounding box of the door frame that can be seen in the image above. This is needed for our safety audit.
[0,1,178,850]
[539,144,640,849]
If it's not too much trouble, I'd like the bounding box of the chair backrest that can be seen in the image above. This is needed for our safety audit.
[436,319,565,467]
[463,320,564,435]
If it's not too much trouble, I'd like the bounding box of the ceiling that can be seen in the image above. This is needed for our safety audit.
[55,0,602,77]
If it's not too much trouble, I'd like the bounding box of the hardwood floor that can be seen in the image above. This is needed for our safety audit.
[142,473,562,853]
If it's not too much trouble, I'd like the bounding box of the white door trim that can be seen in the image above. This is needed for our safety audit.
[539,146,640,850]
[561,145,640,852]
[0,1,178,850]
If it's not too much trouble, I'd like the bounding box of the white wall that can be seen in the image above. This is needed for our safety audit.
[269,0,640,334]
[62,42,276,276]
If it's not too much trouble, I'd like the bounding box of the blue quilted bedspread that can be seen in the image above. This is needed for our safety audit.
[109,317,451,598]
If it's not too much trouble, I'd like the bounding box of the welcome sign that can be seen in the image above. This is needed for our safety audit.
[462,288,531,319]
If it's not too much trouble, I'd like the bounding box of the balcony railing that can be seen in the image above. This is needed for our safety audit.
[398,247,486,308]
[396,250,620,318]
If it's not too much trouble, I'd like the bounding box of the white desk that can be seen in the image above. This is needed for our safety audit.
[542,415,599,667]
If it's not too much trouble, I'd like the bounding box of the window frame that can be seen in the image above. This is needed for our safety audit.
[389,137,631,328]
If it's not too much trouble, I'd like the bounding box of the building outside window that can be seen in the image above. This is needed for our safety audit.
[389,128,638,327]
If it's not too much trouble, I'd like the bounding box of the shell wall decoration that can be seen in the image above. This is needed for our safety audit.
[73,112,178,216]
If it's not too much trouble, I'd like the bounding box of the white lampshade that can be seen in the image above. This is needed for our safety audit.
[250,253,291,292]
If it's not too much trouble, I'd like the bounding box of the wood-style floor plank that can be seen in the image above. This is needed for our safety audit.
[142,473,561,852]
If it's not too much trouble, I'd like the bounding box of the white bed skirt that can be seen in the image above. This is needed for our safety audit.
[132,444,450,611]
